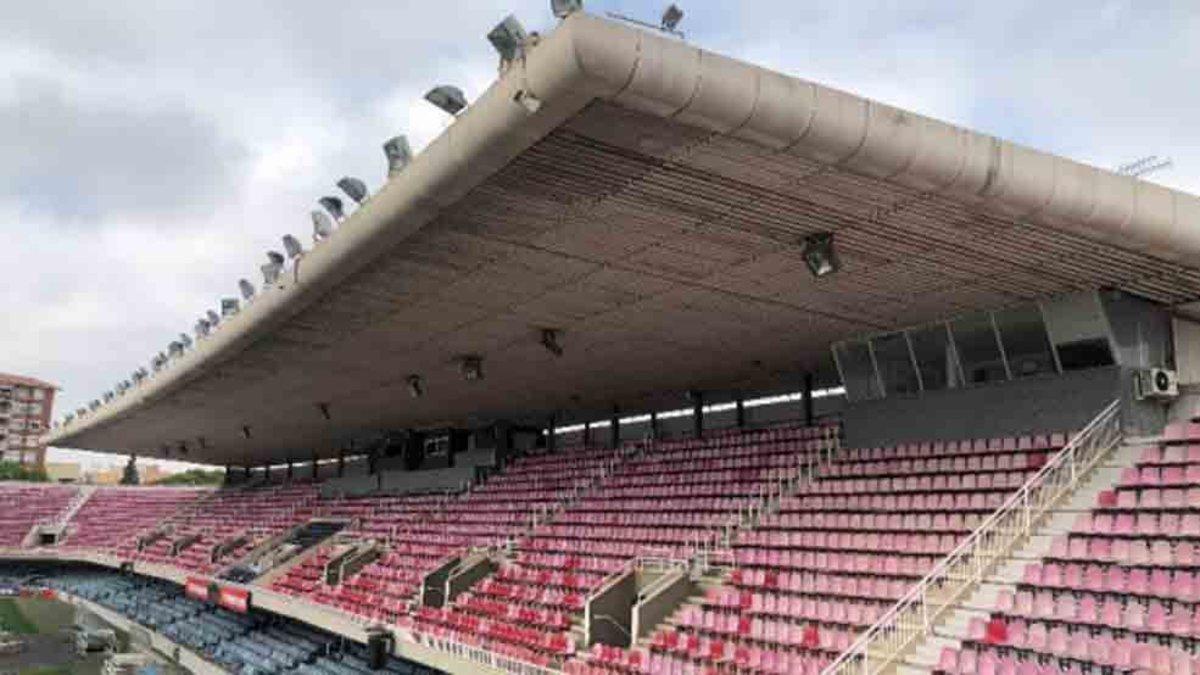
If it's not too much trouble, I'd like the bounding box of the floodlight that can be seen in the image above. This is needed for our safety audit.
[206,309,221,327]
[238,279,256,301]
[551,0,583,18]
[459,355,484,381]
[132,368,148,383]
[103,391,115,403]
[116,381,130,394]
[383,136,413,177]
[312,211,335,242]
[89,399,101,411]
[425,86,467,115]
[221,297,240,317]
[661,4,683,30]
[282,234,304,260]
[318,196,345,221]
[262,251,285,285]
[801,232,840,278]
[406,374,425,398]
[488,15,528,63]
[152,352,168,371]
[168,340,185,358]
[540,328,564,357]
[179,333,193,350]
[195,318,212,339]
[337,177,369,204]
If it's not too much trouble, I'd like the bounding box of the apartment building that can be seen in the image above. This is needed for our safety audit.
[0,373,57,468]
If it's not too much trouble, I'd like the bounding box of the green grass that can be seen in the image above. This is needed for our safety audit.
[0,599,37,634]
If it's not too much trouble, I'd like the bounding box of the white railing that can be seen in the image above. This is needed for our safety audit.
[698,424,842,566]
[421,634,560,675]
[822,399,1122,675]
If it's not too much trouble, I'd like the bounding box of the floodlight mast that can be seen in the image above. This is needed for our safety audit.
[337,177,369,205]
[425,86,468,116]
[312,211,335,242]
[488,15,529,66]
[551,0,584,19]
[383,136,413,177]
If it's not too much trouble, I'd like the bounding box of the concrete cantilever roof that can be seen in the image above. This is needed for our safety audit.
[48,12,1200,465]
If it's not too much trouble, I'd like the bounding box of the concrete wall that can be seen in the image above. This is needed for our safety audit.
[586,569,637,648]
[843,366,1161,447]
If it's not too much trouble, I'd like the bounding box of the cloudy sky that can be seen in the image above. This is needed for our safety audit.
[1,0,1196,468]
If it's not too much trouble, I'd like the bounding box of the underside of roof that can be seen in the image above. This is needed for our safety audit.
[47,13,1200,466]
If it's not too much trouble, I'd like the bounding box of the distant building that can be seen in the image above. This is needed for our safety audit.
[88,463,168,485]
[0,373,57,468]
[43,461,82,483]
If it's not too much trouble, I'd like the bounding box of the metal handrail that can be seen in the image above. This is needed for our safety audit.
[822,399,1122,675]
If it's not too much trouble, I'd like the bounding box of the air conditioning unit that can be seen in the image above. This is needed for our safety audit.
[1136,368,1179,400]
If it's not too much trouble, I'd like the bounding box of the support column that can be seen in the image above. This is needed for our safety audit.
[286,461,294,481]
[312,453,319,480]
[691,391,704,438]
[224,464,232,485]
[337,449,345,477]
[243,465,251,481]
[547,415,557,453]
[583,422,591,449]
[736,396,746,429]
[650,412,659,441]
[803,373,815,426]
[263,464,271,483]
[610,406,620,449]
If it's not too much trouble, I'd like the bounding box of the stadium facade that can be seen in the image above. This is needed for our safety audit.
[6,8,1200,675]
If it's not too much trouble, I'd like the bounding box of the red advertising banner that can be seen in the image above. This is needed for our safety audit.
[184,577,210,602]
[217,586,250,614]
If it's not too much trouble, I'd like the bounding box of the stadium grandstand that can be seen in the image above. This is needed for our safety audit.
[6,3,1200,675]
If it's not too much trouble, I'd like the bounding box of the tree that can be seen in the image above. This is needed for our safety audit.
[0,460,47,482]
[151,469,224,486]
[120,456,140,485]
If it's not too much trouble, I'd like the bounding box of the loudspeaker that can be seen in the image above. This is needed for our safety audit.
[367,631,391,670]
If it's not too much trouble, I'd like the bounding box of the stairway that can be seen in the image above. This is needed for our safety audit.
[897,441,1148,674]
[58,485,97,526]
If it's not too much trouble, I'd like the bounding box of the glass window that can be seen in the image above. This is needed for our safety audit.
[834,340,882,402]
[33,389,44,401]
[1057,338,1116,371]
[910,323,960,390]
[872,332,921,395]
[951,312,1008,384]
[995,304,1057,378]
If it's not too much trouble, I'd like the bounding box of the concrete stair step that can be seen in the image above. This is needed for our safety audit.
[898,439,1135,674]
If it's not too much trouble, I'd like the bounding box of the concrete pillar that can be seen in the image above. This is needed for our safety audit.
[610,406,620,449]
[337,449,345,477]
[263,464,270,482]
[547,415,557,453]
[803,373,815,426]
[286,461,294,480]
[650,412,659,440]
[583,422,591,449]
[736,396,746,429]
[692,391,704,438]
[311,453,319,480]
